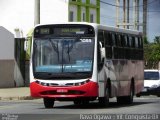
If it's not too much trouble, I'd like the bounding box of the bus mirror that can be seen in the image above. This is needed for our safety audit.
[101,47,105,60]
[99,42,105,60]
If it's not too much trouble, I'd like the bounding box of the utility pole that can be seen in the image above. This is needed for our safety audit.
[116,0,142,30]
[127,0,129,29]
[116,0,120,28]
[137,0,139,30]
[123,0,126,29]
[143,0,147,37]
[34,0,40,25]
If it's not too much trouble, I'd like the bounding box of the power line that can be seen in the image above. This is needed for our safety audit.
[100,0,158,9]
[100,0,160,13]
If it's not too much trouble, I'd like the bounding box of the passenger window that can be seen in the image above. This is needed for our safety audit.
[135,37,139,48]
[98,31,104,47]
[121,35,125,47]
[117,34,122,47]
[104,32,112,59]
[139,37,143,48]
[128,36,132,47]
[124,35,128,47]
[111,33,116,46]
[132,37,135,48]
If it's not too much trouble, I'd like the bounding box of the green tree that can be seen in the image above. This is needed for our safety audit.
[143,36,149,44]
[144,36,160,69]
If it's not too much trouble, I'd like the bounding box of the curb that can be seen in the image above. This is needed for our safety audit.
[0,96,37,100]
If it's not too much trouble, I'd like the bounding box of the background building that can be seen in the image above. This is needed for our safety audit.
[68,0,100,23]
[40,0,100,24]
[0,27,24,88]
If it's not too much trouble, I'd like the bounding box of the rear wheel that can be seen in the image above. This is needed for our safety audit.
[99,88,109,107]
[117,84,134,104]
[43,98,55,108]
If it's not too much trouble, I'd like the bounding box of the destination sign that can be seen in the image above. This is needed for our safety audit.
[34,25,95,36]
[54,28,87,35]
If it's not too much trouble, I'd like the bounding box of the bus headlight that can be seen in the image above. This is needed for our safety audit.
[73,79,90,86]
[35,79,91,86]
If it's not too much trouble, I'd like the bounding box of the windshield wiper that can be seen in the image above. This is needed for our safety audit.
[49,39,60,61]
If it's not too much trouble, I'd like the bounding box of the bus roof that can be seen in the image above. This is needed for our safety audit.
[34,22,142,36]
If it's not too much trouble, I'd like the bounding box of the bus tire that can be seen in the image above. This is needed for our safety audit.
[43,98,55,108]
[99,88,109,107]
[117,83,134,104]
[126,82,134,104]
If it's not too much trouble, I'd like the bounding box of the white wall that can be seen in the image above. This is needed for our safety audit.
[0,26,14,59]
[0,27,24,88]
[0,27,15,88]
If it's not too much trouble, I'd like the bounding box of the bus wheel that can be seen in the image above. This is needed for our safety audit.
[126,83,134,104]
[99,88,109,107]
[117,84,134,104]
[43,98,55,108]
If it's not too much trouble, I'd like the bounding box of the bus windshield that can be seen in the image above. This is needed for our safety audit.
[33,37,94,79]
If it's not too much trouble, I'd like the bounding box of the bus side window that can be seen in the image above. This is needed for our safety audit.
[98,30,104,47]
[139,37,143,48]
[117,34,122,47]
[128,36,132,47]
[124,35,128,47]
[111,33,116,46]
[139,37,144,60]
[135,37,139,48]
[113,33,119,59]
[132,36,135,48]
[104,31,109,45]
[121,35,126,47]
[104,31,112,59]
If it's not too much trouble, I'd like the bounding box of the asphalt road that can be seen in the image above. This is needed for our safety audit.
[0,96,160,120]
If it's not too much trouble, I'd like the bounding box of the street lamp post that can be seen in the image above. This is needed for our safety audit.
[34,0,40,25]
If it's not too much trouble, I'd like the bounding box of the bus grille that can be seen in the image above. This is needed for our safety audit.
[40,90,85,95]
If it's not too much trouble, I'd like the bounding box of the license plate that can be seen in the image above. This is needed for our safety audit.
[57,89,68,93]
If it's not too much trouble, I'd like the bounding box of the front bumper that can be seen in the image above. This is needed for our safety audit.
[30,81,98,100]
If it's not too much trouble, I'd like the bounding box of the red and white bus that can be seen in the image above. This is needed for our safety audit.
[30,23,144,108]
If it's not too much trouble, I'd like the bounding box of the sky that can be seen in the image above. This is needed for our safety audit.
[0,0,160,42]
[100,0,160,42]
